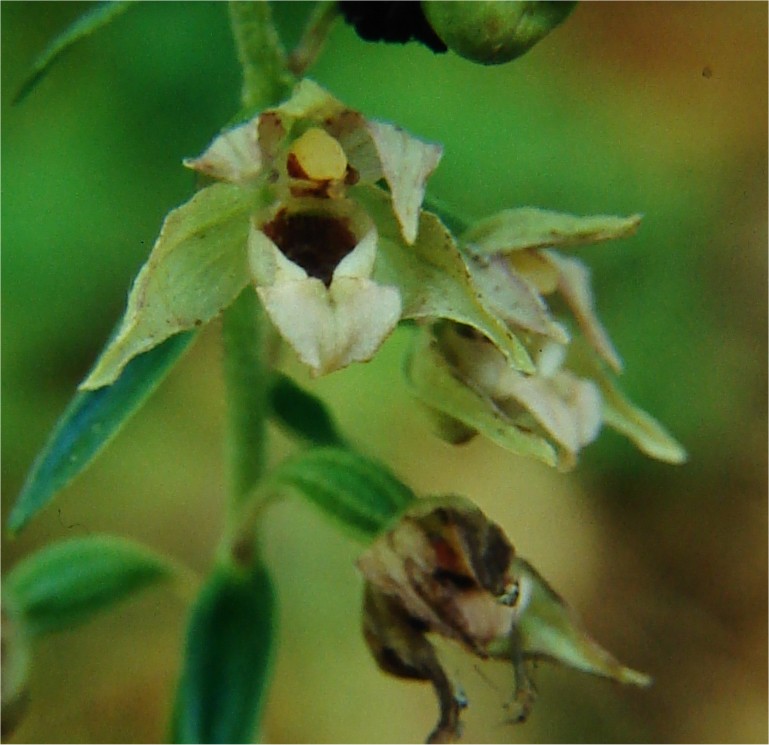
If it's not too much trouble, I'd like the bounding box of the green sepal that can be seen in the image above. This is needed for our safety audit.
[267,373,346,447]
[81,182,255,390]
[597,370,687,464]
[462,207,642,255]
[171,562,275,745]
[14,1,137,104]
[3,535,175,637]
[571,345,687,464]
[405,327,558,467]
[269,447,417,540]
[357,185,535,374]
[8,331,195,534]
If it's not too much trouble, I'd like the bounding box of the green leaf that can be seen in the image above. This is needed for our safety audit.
[8,331,195,534]
[462,207,642,255]
[14,1,137,104]
[267,373,345,447]
[171,563,275,744]
[81,182,255,390]
[357,185,535,374]
[3,536,174,636]
[405,327,558,467]
[269,447,417,540]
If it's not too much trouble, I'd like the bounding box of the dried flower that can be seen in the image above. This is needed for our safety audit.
[358,496,650,743]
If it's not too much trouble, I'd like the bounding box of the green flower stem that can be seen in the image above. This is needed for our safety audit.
[228,0,295,112]
[221,4,293,567]
[287,1,340,76]
[222,288,272,522]
[220,288,280,573]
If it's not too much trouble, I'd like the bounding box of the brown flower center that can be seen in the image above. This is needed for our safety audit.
[262,210,358,287]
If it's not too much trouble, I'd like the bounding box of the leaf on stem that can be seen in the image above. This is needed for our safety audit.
[81,183,254,390]
[269,447,417,540]
[14,1,137,104]
[8,331,195,534]
[171,563,275,745]
[268,373,346,447]
[3,536,176,636]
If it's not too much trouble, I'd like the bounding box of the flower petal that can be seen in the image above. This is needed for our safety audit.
[543,251,623,372]
[365,121,443,244]
[274,78,346,121]
[81,183,253,390]
[184,121,262,186]
[334,228,377,278]
[466,253,569,344]
[257,276,401,376]
[405,327,557,467]
[247,223,308,287]
[357,185,535,374]
[499,369,603,467]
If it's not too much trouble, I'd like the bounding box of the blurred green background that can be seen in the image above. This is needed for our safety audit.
[2,2,766,742]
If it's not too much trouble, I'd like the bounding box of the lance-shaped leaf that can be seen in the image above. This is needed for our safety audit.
[267,373,346,447]
[268,447,416,540]
[356,185,535,374]
[8,331,194,534]
[1,605,30,739]
[14,1,137,104]
[462,207,642,255]
[405,328,557,467]
[171,563,275,745]
[81,183,255,390]
[3,536,176,637]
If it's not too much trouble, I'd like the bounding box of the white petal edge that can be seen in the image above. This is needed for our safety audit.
[257,277,401,376]
[183,120,262,186]
[335,228,378,278]
[366,120,442,244]
[247,224,307,287]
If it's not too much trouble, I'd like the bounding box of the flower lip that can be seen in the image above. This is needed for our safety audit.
[261,208,358,287]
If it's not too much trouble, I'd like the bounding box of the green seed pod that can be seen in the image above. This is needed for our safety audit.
[422,1,577,65]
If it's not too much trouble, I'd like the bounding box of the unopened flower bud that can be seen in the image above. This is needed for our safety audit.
[422,1,576,65]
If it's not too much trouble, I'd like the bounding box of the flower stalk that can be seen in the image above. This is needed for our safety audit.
[287,1,341,76]
[222,288,271,515]
[228,0,294,113]
[222,2,290,563]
